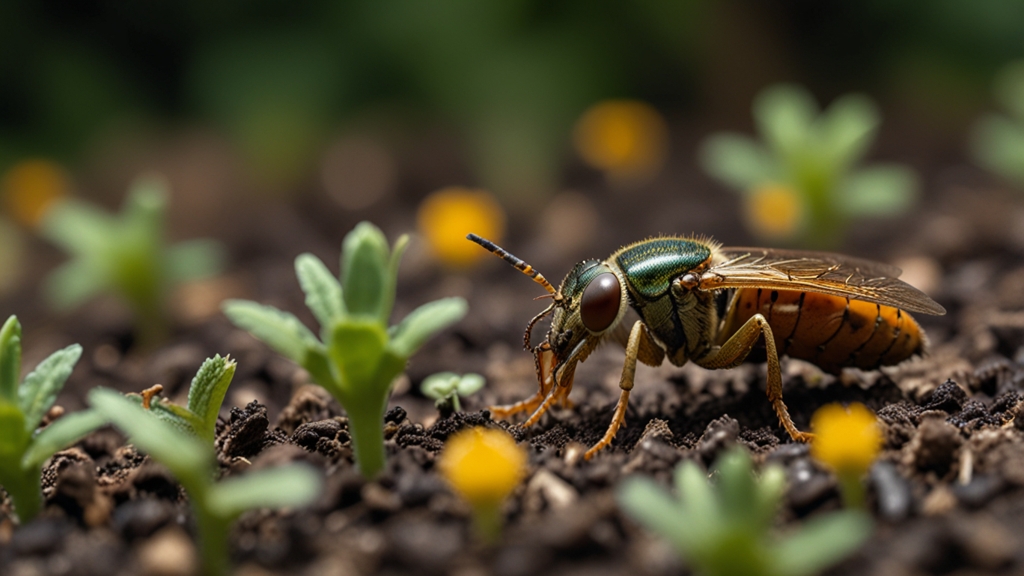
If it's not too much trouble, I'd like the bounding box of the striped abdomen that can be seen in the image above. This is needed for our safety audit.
[719,288,925,374]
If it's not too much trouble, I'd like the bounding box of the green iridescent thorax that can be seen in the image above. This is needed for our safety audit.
[613,238,712,300]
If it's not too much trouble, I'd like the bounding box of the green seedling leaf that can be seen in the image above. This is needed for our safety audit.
[0,315,21,403]
[971,115,1024,184]
[754,465,786,526]
[716,448,759,524]
[994,60,1024,121]
[18,344,82,433]
[89,388,211,480]
[22,409,108,470]
[421,372,458,400]
[382,234,410,324]
[167,239,226,283]
[774,510,873,576]
[124,175,169,223]
[0,402,29,459]
[698,134,777,192]
[137,397,202,435]
[207,465,322,519]
[389,297,468,358]
[186,355,237,442]
[838,165,917,217]
[674,459,717,530]
[341,222,390,319]
[44,261,107,310]
[39,200,115,257]
[754,84,818,157]
[330,320,388,389]
[820,94,879,166]
[295,253,344,328]
[222,300,322,365]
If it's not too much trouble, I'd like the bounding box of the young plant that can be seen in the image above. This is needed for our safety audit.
[89,388,321,576]
[810,403,882,510]
[971,60,1024,187]
[421,372,485,413]
[438,427,527,543]
[700,84,917,248]
[223,221,467,478]
[128,355,236,444]
[40,174,224,347]
[618,448,872,576]
[0,315,106,523]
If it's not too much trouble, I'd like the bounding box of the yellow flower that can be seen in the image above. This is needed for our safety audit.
[810,403,882,476]
[1,159,71,227]
[439,427,526,507]
[573,100,668,185]
[744,183,804,240]
[417,188,506,267]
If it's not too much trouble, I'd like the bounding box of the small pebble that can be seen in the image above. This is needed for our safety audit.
[137,528,196,576]
[870,461,912,521]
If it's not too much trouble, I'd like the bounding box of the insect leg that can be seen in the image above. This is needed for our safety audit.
[522,361,577,427]
[695,313,813,442]
[584,320,656,460]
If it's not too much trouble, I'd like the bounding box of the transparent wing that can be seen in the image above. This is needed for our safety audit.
[701,247,945,315]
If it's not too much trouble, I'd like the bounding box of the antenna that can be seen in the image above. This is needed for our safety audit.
[466,234,557,295]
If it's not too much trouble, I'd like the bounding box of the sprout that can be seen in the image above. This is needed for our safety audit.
[223,221,467,478]
[0,315,106,523]
[89,388,321,576]
[700,84,917,248]
[810,403,883,509]
[417,188,506,267]
[421,372,485,413]
[573,99,669,188]
[39,174,225,347]
[438,427,527,543]
[618,448,873,576]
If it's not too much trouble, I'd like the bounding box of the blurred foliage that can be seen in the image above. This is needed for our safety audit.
[971,60,1024,187]
[700,85,918,248]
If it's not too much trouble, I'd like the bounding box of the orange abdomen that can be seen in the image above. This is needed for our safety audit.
[721,288,925,374]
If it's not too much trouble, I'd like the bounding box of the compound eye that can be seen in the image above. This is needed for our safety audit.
[580,273,621,332]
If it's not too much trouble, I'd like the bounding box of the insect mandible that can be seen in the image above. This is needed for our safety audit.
[467,234,946,460]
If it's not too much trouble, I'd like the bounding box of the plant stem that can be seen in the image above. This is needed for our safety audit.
[5,468,42,523]
[838,472,866,510]
[194,505,230,576]
[346,393,388,479]
[471,503,503,545]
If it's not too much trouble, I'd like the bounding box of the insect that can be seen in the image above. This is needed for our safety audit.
[467,233,945,460]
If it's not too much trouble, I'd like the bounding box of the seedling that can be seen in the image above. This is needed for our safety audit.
[438,427,526,543]
[810,403,882,510]
[618,448,872,576]
[223,221,467,478]
[0,315,106,523]
[971,60,1024,187]
[89,388,321,576]
[421,372,485,413]
[40,174,224,347]
[700,84,917,247]
[128,355,237,444]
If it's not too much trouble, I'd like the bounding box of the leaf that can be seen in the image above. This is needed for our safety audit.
[753,464,786,527]
[0,315,21,404]
[39,200,115,257]
[819,94,879,167]
[18,344,82,433]
[753,84,818,158]
[388,298,467,359]
[222,300,322,365]
[295,253,344,328]
[715,448,759,524]
[455,373,485,396]
[420,372,458,400]
[43,261,106,310]
[22,409,107,470]
[837,165,918,217]
[0,402,29,460]
[970,114,1024,185]
[206,465,322,520]
[167,239,226,283]
[88,388,211,481]
[699,134,778,192]
[617,476,695,551]
[341,222,390,319]
[381,234,409,324]
[993,60,1024,121]
[185,355,237,442]
[773,510,873,576]
[674,460,718,533]
[329,320,388,391]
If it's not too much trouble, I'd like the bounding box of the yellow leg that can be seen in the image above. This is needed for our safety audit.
[584,321,663,460]
[695,313,813,443]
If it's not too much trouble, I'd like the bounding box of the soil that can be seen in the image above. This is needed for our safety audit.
[4,161,1024,576]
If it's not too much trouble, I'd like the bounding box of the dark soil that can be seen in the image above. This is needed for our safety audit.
[5,170,1024,575]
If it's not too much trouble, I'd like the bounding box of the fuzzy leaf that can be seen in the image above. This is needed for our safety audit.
[222,300,322,365]
[207,465,321,520]
[820,94,879,166]
[330,320,387,390]
[0,316,21,404]
[699,134,777,192]
[381,234,410,324]
[717,448,759,525]
[455,373,485,396]
[44,261,107,310]
[146,399,204,436]
[185,355,237,442]
[39,200,115,257]
[773,511,873,576]
[617,476,696,550]
[22,409,107,470]
[167,239,226,283]
[341,222,390,319]
[18,344,82,433]
[754,84,818,157]
[0,402,29,460]
[388,298,467,359]
[420,372,458,400]
[674,459,717,527]
[837,165,917,217]
[295,253,344,328]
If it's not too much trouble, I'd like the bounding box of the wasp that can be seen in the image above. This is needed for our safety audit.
[467,234,945,460]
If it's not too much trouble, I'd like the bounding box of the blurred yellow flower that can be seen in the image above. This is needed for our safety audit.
[439,427,526,507]
[744,183,804,240]
[417,188,505,267]
[810,402,882,476]
[573,100,668,185]
[1,159,71,227]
